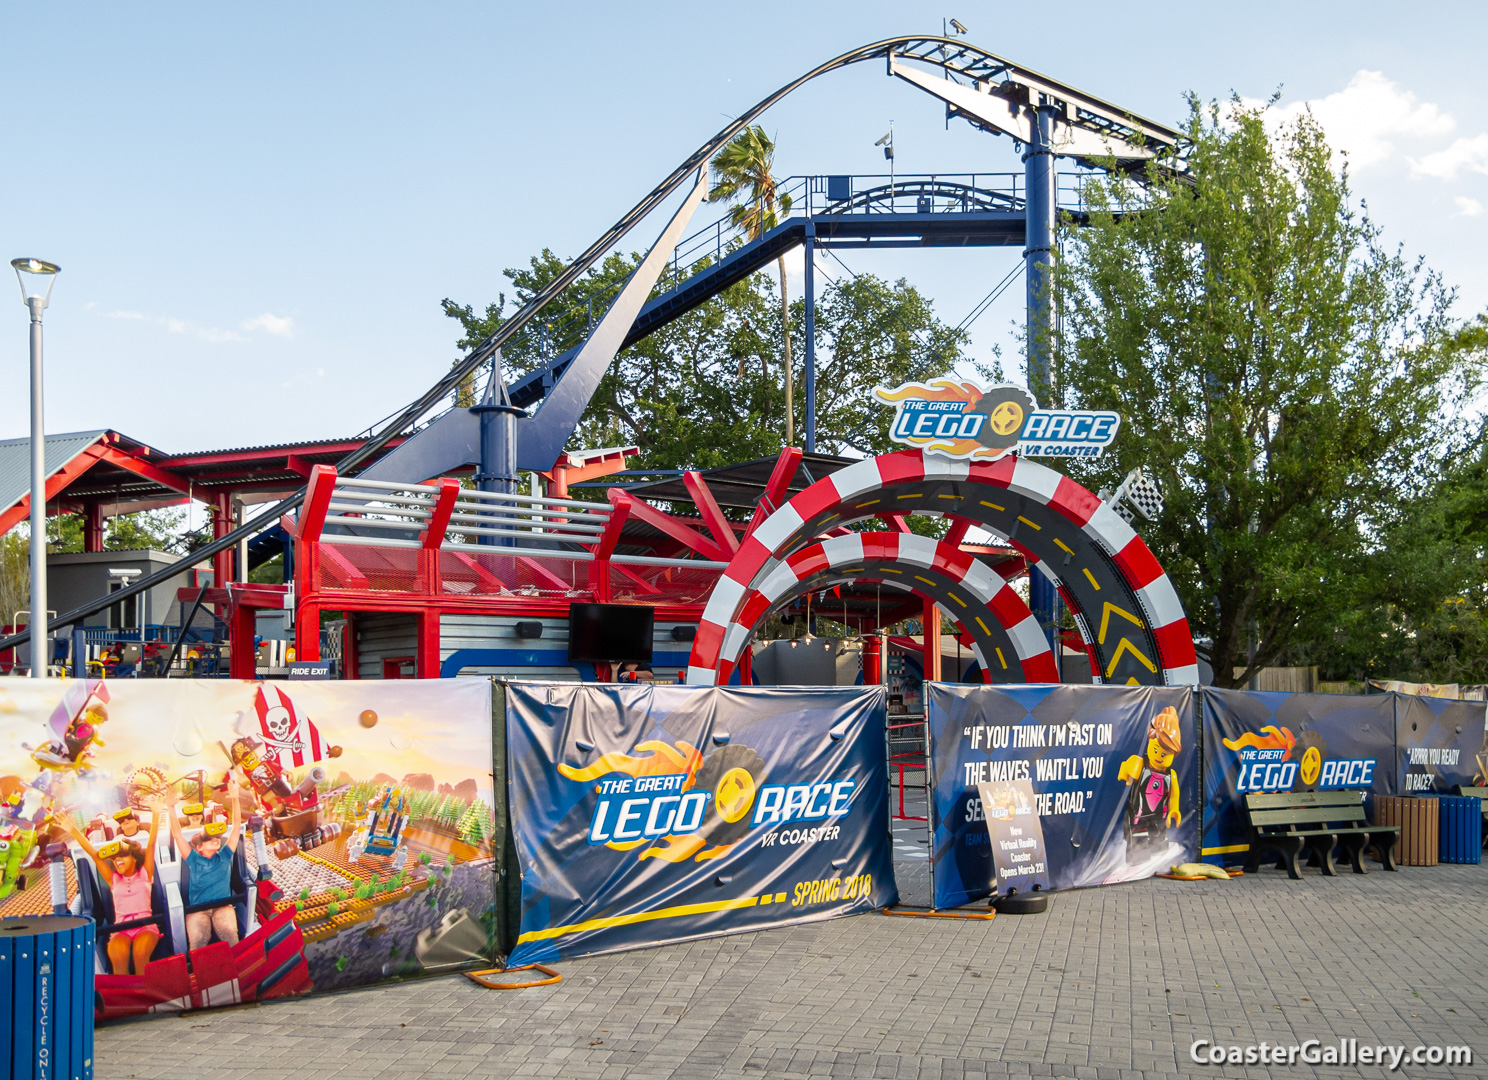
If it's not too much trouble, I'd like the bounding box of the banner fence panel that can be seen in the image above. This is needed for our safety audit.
[926,683,1199,909]
[504,683,895,967]
[0,678,499,1023]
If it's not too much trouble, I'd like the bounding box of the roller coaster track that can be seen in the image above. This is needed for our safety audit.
[2,36,1184,652]
[501,172,1071,412]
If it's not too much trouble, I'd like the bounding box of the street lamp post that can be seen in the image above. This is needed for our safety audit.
[12,258,60,678]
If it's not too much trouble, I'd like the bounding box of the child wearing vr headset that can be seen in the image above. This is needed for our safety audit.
[167,778,244,949]
[61,799,165,975]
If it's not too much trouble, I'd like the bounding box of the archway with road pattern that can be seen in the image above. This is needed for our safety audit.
[686,450,1197,687]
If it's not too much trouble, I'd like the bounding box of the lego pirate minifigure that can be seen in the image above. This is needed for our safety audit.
[1117,706,1183,859]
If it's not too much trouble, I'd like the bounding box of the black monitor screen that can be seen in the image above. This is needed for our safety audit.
[567,603,654,664]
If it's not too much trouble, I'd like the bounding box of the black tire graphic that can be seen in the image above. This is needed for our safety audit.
[692,744,768,847]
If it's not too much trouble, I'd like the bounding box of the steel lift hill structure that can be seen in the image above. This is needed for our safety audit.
[3,35,1189,689]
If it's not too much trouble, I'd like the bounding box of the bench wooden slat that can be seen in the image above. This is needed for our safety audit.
[1250,806,1367,827]
[1246,790,1366,809]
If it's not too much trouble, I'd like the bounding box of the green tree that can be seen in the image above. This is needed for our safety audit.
[1050,96,1472,687]
[709,126,796,445]
[444,258,967,481]
[1,508,187,622]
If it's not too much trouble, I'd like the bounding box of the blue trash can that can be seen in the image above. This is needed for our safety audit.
[1438,795,1482,865]
[1,915,94,1080]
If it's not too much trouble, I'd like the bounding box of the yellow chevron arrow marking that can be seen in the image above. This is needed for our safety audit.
[1106,637,1158,677]
[1126,676,1140,685]
[1097,601,1145,644]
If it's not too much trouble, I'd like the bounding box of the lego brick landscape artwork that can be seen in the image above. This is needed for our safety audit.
[0,677,497,1021]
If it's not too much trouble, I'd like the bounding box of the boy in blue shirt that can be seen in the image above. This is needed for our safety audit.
[168,778,242,949]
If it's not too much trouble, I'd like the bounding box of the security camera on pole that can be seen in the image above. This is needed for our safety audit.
[12,258,60,678]
[874,124,895,200]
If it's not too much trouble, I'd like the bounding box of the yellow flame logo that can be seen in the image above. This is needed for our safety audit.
[1221,725,1297,760]
[873,379,995,459]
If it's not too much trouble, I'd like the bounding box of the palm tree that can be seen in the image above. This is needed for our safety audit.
[710,126,796,446]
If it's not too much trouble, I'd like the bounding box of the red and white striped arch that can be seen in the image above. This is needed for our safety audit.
[713,531,1059,685]
[685,449,1198,687]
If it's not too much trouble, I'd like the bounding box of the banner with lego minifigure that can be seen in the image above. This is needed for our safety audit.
[504,683,896,967]
[1201,688,1486,863]
[0,677,498,1021]
[925,684,1199,909]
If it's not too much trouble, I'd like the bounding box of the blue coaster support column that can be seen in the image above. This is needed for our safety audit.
[803,223,817,454]
[472,351,523,547]
[1024,100,1063,670]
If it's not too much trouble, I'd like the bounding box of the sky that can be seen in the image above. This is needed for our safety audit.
[2,1,1485,466]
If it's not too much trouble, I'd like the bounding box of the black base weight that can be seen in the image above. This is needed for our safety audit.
[991,891,1050,914]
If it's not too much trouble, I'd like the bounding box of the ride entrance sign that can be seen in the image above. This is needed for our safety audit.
[873,378,1119,461]
[975,777,1050,894]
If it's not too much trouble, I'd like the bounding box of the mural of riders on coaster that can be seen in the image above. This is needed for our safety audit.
[0,677,497,1020]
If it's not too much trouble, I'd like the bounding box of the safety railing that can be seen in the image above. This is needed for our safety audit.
[294,466,730,609]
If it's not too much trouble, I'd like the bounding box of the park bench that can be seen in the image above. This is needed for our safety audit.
[1242,790,1400,879]
[1450,785,1488,849]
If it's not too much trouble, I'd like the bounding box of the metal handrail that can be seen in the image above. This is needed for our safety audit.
[453,489,612,511]
[326,500,433,519]
[447,506,608,524]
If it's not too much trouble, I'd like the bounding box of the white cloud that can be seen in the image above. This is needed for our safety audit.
[98,307,275,343]
[241,312,295,338]
[197,326,247,343]
[1257,70,1455,170]
[1454,196,1484,217]
[1413,133,1488,180]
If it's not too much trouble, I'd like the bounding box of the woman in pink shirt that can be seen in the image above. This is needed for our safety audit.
[64,800,163,974]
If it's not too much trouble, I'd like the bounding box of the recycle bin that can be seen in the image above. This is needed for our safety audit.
[1437,795,1482,865]
[2,915,94,1080]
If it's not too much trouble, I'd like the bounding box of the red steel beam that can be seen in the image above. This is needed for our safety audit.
[608,490,727,563]
[298,465,337,544]
[423,478,460,549]
[95,445,194,494]
[0,441,116,536]
[746,446,803,537]
[683,470,740,555]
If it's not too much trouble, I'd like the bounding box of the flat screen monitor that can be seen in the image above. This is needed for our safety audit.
[567,603,654,664]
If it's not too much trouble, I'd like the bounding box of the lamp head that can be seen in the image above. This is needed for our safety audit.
[12,258,60,310]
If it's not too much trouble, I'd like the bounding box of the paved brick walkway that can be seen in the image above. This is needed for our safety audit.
[98,846,1488,1080]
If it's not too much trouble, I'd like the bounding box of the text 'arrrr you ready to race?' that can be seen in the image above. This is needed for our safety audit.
[1191,1039,1472,1070]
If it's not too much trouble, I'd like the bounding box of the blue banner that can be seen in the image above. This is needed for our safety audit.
[927,684,1199,909]
[1201,689,1397,862]
[505,684,895,966]
[1395,695,1486,794]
